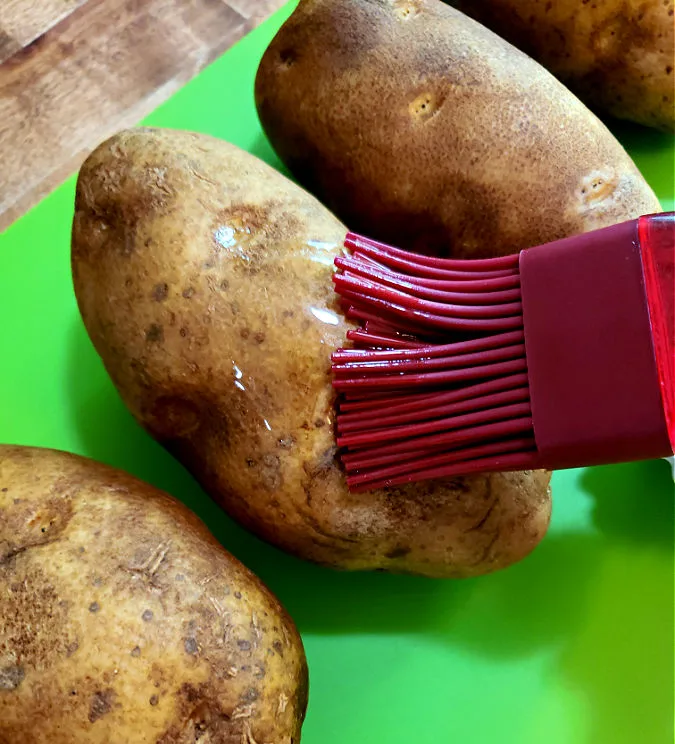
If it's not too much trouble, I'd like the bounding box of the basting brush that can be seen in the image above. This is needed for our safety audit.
[331,213,674,491]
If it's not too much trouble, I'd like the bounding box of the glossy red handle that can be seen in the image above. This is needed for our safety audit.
[639,212,675,453]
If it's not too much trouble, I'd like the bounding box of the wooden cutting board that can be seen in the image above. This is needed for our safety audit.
[0,0,285,233]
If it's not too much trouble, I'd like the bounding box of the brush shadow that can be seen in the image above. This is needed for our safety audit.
[580,459,674,547]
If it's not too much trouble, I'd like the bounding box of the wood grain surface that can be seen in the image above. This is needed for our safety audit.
[0,0,89,63]
[0,0,285,233]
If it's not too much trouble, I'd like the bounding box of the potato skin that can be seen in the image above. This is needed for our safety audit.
[0,445,307,744]
[255,0,661,258]
[455,0,675,132]
[71,128,551,579]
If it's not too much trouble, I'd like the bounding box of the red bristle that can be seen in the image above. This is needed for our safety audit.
[344,304,433,336]
[332,233,535,489]
[346,437,536,487]
[333,358,528,391]
[338,401,532,449]
[335,272,523,318]
[332,330,524,363]
[345,233,520,271]
[341,416,534,464]
[339,373,529,413]
[348,449,541,491]
[340,372,527,415]
[346,329,427,349]
[337,386,530,433]
[340,438,472,471]
[338,288,524,333]
[338,390,442,411]
[350,245,517,280]
[333,344,526,377]
[336,256,522,300]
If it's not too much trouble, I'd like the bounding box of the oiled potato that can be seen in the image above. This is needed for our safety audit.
[0,445,307,744]
[71,128,551,579]
[255,0,661,257]
[454,0,675,132]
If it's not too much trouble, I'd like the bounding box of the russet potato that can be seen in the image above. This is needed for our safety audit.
[255,0,662,257]
[454,0,675,132]
[71,128,552,579]
[0,445,307,744]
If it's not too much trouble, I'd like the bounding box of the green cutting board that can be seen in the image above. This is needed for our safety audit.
[1,4,673,742]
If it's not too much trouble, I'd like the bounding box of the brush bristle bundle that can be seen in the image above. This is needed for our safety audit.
[332,233,539,491]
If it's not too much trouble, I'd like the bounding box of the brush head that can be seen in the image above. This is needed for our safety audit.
[332,215,674,491]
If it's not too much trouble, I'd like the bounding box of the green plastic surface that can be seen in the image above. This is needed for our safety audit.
[1,4,674,742]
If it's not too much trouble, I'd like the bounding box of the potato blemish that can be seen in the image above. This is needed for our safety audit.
[578,169,618,206]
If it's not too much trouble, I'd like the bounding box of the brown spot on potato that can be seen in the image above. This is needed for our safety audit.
[142,609,153,622]
[272,640,284,657]
[66,641,79,657]
[241,688,259,703]
[130,646,141,658]
[145,324,164,343]
[385,546,411,559]
[149,694,159,706]
[214,202,303,273]
[182,287,195,299]
[237,640,252,651]
[152,283,169,301]
[184,637,198,655]
[88,601,100,613]
[0,665,25,690]
[279,47,297,69]
[258,455,282,491]
[88,689,115,722]
[179,682,201,704]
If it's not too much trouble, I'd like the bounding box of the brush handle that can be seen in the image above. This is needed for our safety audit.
[521,213,674,469]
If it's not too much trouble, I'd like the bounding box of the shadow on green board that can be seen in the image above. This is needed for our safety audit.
[249,133,290,177]
[582,460,674,547]
[608,118,675,209]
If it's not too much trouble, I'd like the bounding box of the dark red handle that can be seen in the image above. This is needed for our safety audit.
[639,213,675,453]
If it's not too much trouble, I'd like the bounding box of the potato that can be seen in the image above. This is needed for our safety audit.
[0,445,307,744]
[454,0,675,132]
[71,128,551,579]
[255,0,662,258]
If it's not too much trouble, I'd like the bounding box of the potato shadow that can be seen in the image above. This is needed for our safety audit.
[606,118,675,206]
[249,132,290,176]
